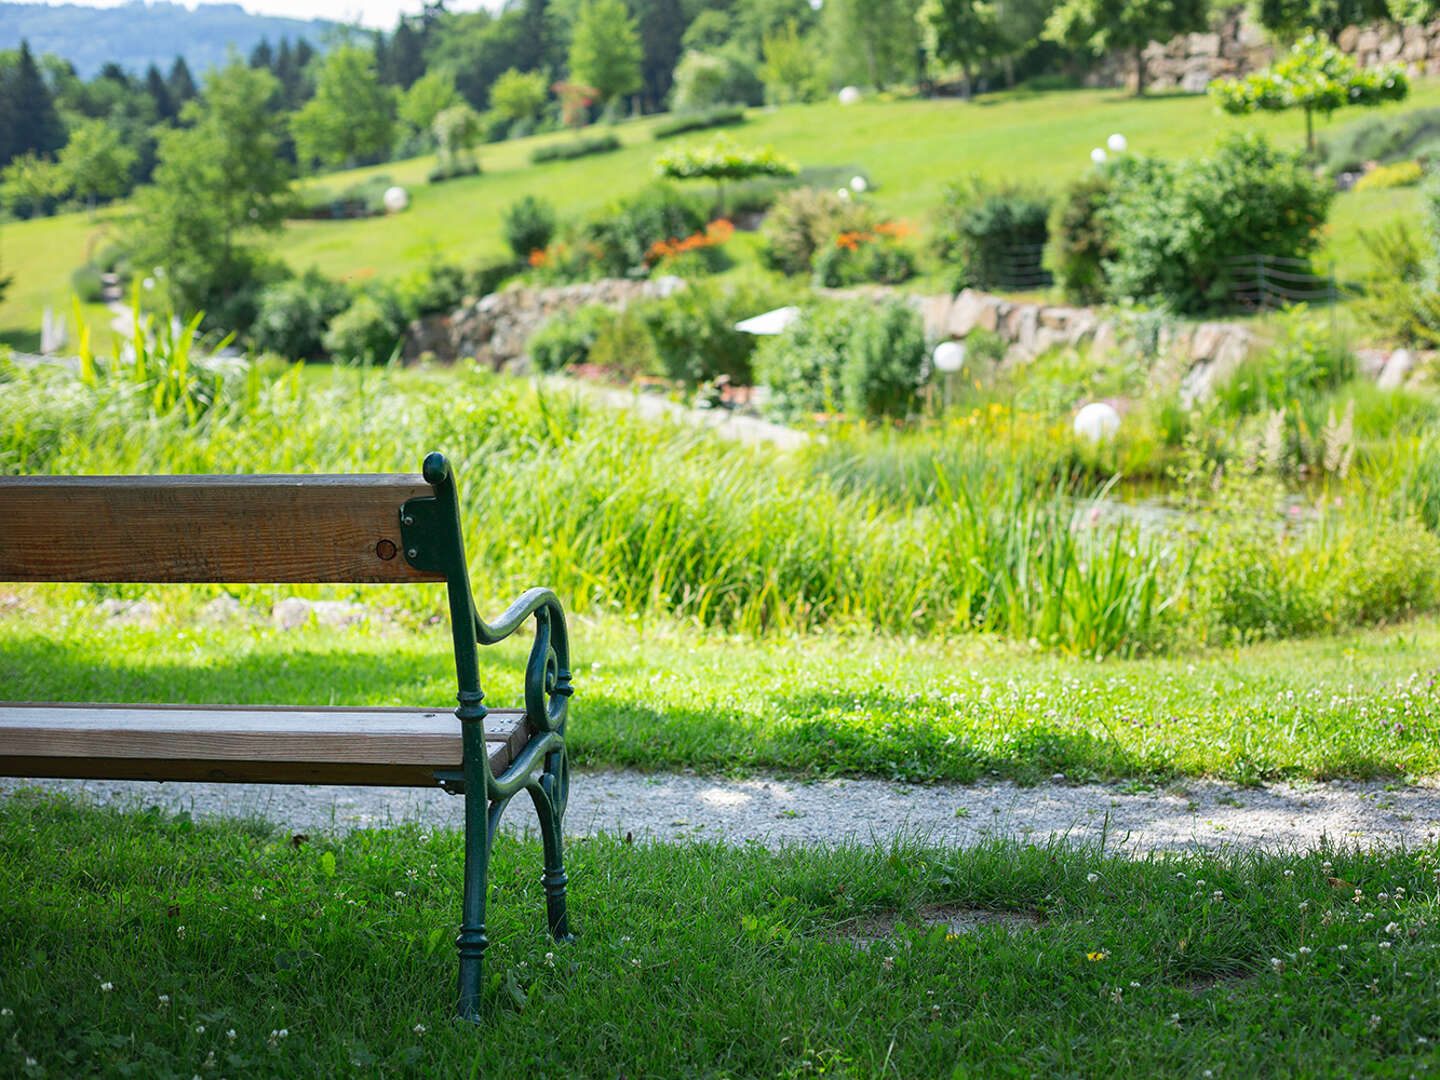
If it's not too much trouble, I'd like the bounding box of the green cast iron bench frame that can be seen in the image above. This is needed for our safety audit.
[0,451,573,1021]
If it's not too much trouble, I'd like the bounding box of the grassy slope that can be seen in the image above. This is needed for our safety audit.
[2,602,1438,783]
[4,82,1439,342]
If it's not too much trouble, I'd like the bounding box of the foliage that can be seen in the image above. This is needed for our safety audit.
[0,150,65,218]
[759,18,823,104]
[55,117,136,212]
[587,307,662,378]
[1102,134,1333,314]
[579,182,709,277]
[489,68,549,126]
[919,0,1002,94]
[1212,319,1356,417]
[652,105,747,139]
[321,289,407,365]
[823,0,921,92]
[633,276,792,385]
[431,103,483,177]
[501,194,559,260]
[69,264,105,304]
[398,71,461,148]
[1353,222,1440,347]
[290,46,397,171]
[530,133,622,164]
[526,305,617,371]
[654,135,798,183]
[1044,0,1210,95]
[760,186,874,274]
[1210,34,1409,152]
[812,223,918,287]
[933,177,1051,291]
[752,300,927,421]
[670,51,734,112]
[1319,105,1440,177]
[293,175,394,219]
[568,0,645,106]
[1049,167,1115,304]
[1353,160,1424,192]
[251,269,353,360]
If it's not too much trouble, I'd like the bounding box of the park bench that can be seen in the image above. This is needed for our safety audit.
[0,452,573,1021]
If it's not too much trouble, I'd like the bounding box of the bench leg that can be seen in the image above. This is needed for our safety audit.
[531,747,573,942]
[456,781,492,1023]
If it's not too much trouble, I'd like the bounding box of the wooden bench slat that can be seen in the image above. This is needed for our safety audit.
[0,475,444,583]
[0,705,530,787]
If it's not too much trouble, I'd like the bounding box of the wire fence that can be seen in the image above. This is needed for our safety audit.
[1225,254,1340,312]
[978,243,1053,292]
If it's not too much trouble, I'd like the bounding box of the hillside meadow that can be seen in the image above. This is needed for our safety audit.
[4,80,1440,347]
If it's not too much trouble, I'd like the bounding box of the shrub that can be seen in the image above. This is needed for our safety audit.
[812,225,917,287]
[1330,518,1440,626]
[427,160,482,183]
[752,300,926,420]
[1049,169,1115,304]
[526,305,616,372]
[1103,134,1333,314]
[322,289,407,364]
[635,277,797,385]
[251,269,352,359]
[501,195,559,261]
[400,261,469,319]
[293,176,392,219]
[530,135,622,164]
[670,52,734,112]
[70,265,105,304]
[760,187,872,275]
[579,183,709,278]
[466,257,523,300]
[1354,222,1440,347]
[933,177,1051,292]
[1319,105,1440,175]
[588,308,661,379]
[1354,160,1424,192]
[1213,321,1354,418]
[653,105,747,139]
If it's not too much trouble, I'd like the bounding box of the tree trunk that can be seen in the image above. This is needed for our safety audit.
[961,62,973,100]
[1305,106,1314,154]
[1133,44,1146,97]
[1003,55,1015,88]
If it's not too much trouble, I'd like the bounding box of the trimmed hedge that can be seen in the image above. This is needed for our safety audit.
[652,106,747,140]
[530,135,623,164]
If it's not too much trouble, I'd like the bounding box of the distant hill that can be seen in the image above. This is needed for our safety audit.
[0,1,335,78]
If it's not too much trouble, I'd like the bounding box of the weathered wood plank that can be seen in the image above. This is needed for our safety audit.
[0,475,444,583]
[0,705,531,786]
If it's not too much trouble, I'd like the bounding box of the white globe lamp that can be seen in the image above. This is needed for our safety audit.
[849,175,868,194]
[1107,132,1128,153]
[1074,402,1121,443]
[1090,147,1107,165]
[933,341,966,373]
[836,188,851,201]
[838,86,862,105]
[383,186,410,214]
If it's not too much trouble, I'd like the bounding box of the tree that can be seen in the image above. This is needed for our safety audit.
[1211,34,1408,152]
[490,68,550,125]
[166,56,197,110]
[386,19,429,88]
[918,0,1001,97]
[2,41,66,168]
[249,37,275,71]
[672,51,731,109]
[58,117,137,214]
[654,134,797,212]
[759,19,821,104]
[0,151,66,219]
[290,45,397,170]
[1044,0,1210,96]
[145,64,176,123]
[568,0,645,107]
[630,0,688,109]
[400,70,461,143]
[127,61,291,325]
[433,103,484,174]
[825,0,921,92]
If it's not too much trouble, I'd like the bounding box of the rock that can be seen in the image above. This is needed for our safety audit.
[1090,320,1119,358]
[1190,322,1228,362]
[919,294,953,340]
[946,289,986,336]
[97,599,159,626]
[1210,330,1253,386]
[272,597,313,630]
[1357,28,1382,53]
[1189,32,1221,56]
[1354,348,1389,381]
[198,594,245,625]
[1378,348,1415,390]
[272,597,370,630]
[1181,68,1212,93]
[1065,312,1099,347]
[1404,37,1429,62]
[1337,25,1360,51]
[1380,32,1404,61]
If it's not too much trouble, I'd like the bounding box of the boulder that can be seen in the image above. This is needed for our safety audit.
[1190,322,1229,361]
[919,294,954,340]
[1357,28,1382,52]
[1378,348,1415,390]
[947,289,989,336]
[1209,329,1253,386]
[1381,32,1404,61]
[1354,348,1389,381]
[1189,31,1221,56]
[1337,25,1360,51]
[1090,320,1119,358]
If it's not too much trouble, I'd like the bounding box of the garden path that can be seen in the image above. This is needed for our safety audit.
[4,771,1436,854]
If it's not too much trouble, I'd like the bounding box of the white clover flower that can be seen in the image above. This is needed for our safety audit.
[1379,941,1392,949]
[1369,1014,1382,1031]
[394,891,405,899]
[882,955,895,972]
[1086,873,1099,883]
[413,1023,426,1035]
[194,1024,205,1034]
[100,982,114,992]
[226,1029,237,1042]
[25,1058,37,1068]
[1298,947,1312,956]
[1298,901,1309,912]
[544,952,555,967]
[1338,944,1349,952]
[630,958,642,968]
[1386,922,1401,935]
[177,926,186,939]
[1270,957,1285,972]
[158,994,170,1007]
[1284,870,1294,878]
[1,1007,12,1017]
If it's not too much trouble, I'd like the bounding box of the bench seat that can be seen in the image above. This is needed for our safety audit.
[0,703,531,787]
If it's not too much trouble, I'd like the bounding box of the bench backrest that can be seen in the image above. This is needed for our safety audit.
[0,474,444,584]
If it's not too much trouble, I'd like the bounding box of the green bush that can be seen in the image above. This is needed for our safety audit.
[1103,134,1333,314]
[579,183,709,278]
[636,277,796,385]
[760,187,872,275]
[526,305,616,372]
[293,176,393,219]
[1050,169,1115,304]
[1320,106,1440,176]
[426,160,482,183]
[399,262,469,320]
[530,135,622,165]
[70,265,105,304]
[588,308,661,378]
[1213,319,1355,416]
[752,300,926,421]
[251,269,352,359]
[933,178,1050,292]
[653,105,747,139]
[727,165,871,218]
[321,289,407,364]
[1330,518,1440,626]
[501,195,558,260]
[1353,173,1440,347]
[812,231,917,287]
[1353,160,1424,192]
[466,258,523,300]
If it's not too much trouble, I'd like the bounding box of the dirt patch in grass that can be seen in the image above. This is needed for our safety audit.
[835,904,1046,949]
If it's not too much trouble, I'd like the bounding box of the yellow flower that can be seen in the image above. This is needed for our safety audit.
[1086,950,1110,961]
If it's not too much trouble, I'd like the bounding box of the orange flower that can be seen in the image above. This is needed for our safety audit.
[528,248,549,268]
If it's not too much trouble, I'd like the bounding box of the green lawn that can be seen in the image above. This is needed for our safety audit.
[2,602,1438,785]
[3,791,1438,1077]
[5,82,1439,342]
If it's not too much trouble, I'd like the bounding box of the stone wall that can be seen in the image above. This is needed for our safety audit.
[403,276,685,368]
[1085,5,1440,93]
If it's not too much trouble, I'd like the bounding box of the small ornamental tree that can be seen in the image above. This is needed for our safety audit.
[1210,34,1408,154]
[654,135,797,214]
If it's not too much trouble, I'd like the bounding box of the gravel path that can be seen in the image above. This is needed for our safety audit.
[5,771,1438,853]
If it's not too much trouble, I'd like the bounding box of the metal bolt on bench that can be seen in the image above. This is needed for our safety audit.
[0,451,574,1022]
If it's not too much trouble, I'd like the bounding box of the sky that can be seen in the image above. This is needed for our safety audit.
[23,0,503,29]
